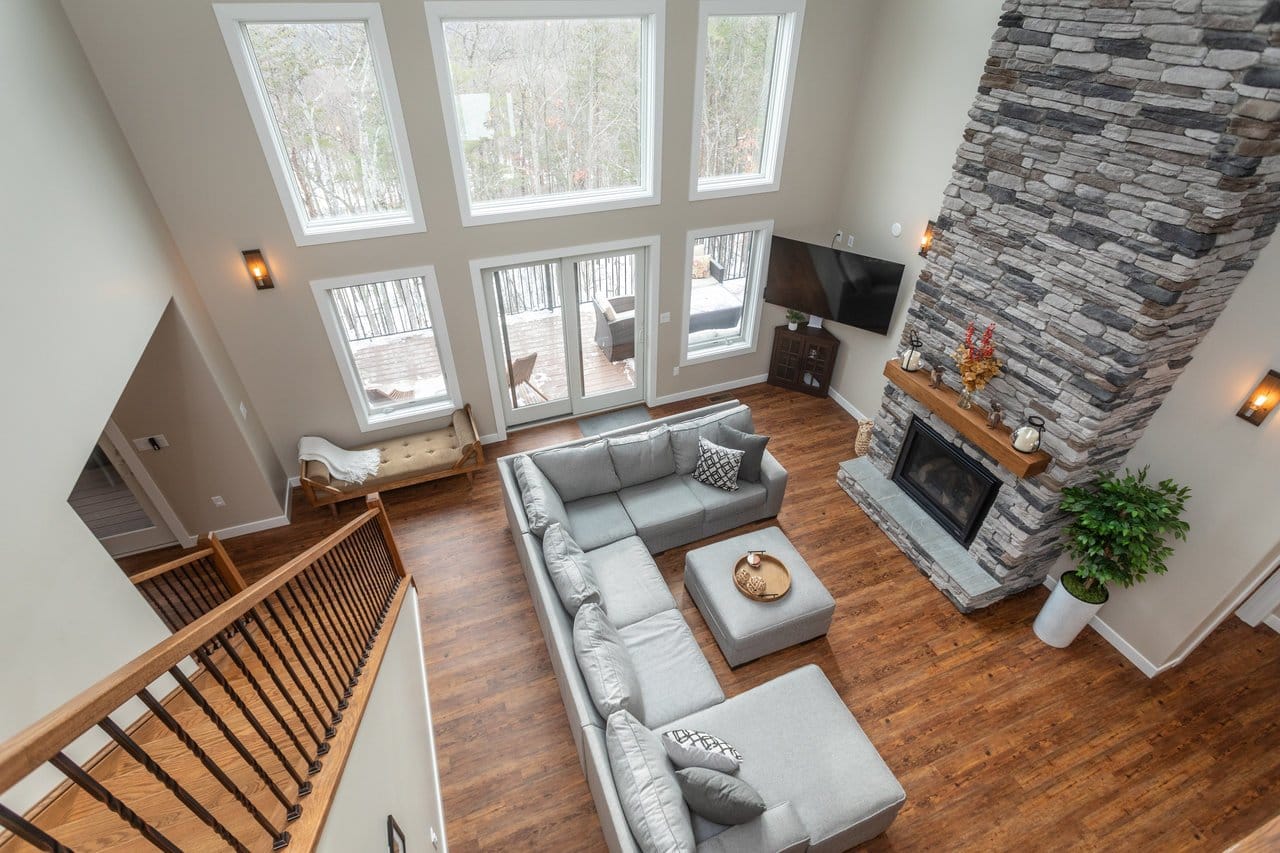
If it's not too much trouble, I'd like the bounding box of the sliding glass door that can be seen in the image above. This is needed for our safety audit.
[482,246,647,428]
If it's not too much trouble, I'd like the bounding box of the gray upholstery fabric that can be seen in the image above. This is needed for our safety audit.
[758,454,788,520]
[676,767,766,825]
[542,523,602,615]
[669,421,703,476]
[684,527,835,668]
[684,477,767,522]
[574,603,645,722]
[584,725,644,853]
[662,665,907,853]
[662,729,741,774]
[618,475,704,552]
[692,439,743,492]
[715,424,769,483]
[513,455,568,534]
[620,610,724,728]
[606,711,696,853]
[609,426,677,488]
[565,493,637,551]
[587,536,678,629]
[694,803,809,853]
[670,406,754,475]
[533,440,621,502]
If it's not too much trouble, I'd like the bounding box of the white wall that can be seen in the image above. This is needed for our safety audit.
[318,594,447,853]
[829,0,1004,416]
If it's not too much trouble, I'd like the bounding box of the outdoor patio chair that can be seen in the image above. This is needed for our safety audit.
[592,294,635,362]
[509,353,548,403]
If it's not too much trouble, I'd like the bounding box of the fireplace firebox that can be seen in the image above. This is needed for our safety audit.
[891,416,1000,547]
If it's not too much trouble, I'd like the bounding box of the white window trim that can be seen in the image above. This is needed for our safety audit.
[680,219,774,366]
[311,265,462,432]
[425,0,665,227]
[688,0,805,202]
[214,3,426,246]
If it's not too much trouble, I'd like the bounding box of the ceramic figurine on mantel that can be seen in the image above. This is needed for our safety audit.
[986,402,1004,430]
[928,365,945,389]
[951,321,1002,409]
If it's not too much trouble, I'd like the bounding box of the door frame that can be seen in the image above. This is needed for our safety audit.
[469,235,661,439]
[101,420,196,551]
[1237,552,1280,628]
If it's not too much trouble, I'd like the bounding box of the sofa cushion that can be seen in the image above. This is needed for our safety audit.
[715,424,769,483]
[608,425,677,488]
[670,405,755,476]
[694,802,808,853]
[693,439,743,492]
[620,610,724,728]
[661,665,906,852]
[574,603,645,722]
[662,729,742,774]
[676,767,766,826]
[684,476,768,522]
[606,710,695,853]
[533,441,621,502]
[513,456,569,535]
[542,523,602,615]
[565,493,637,551]
[586,536,677,629]
[618,475,704,551]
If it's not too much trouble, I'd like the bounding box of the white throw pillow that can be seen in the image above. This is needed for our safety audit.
[662,729,742,774]
[693,438,743,492]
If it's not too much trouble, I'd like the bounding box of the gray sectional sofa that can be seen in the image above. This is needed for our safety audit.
[498,402,905,852]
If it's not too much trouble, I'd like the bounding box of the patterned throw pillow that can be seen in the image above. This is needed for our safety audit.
[662,728,743,773]
[693,438,743,492]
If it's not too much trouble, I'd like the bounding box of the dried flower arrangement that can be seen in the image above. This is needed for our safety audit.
[951,322,1003,406]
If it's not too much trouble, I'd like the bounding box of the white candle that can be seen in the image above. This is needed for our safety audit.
[1012,426,1039,452]
[902,351,922,371]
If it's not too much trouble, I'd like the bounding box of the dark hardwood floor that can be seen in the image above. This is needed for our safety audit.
[120,384,1280,851]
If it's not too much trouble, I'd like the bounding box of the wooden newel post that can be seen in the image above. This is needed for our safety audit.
[201,532,248,593]
[366,493,407,578]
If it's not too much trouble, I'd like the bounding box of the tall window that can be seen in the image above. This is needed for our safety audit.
[690,1,805,200]
[312,267,460,431]
[682,221,774,364]
[426,1,664,225]
[215,4,425,244]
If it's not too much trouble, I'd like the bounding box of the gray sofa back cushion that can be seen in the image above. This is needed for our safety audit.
[608,425,677,488]
[574,603,645,722]
[606,710,696,853]
[675,767,766,826]
[715,424,769,483]
[533,440,622,502]
[542,523,602,615]
[513,455,568,534]
[671,405,755,475]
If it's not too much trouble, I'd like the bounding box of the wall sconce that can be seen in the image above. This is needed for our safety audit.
[241,249,274,290]
[919,220,937,257]
[1237,369,1280,426]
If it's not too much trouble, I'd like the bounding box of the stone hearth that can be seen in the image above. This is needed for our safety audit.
[856,0,1280,609]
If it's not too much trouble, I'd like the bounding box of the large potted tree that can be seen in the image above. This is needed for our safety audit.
[1034,467,1190,648]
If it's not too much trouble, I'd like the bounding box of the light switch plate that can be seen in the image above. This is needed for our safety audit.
[659,312,671,323]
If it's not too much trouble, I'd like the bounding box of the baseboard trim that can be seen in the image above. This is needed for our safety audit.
[1042,576,1164,678]
[1264,614,1280,633]
[214,512,290,541]
[828,387,867,422]
[649,374,768,407]
[480,433,502,445]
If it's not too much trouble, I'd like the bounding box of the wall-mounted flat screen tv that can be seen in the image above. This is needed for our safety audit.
[764,236,906,335]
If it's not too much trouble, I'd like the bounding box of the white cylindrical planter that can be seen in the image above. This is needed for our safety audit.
[1034,580,1105,648]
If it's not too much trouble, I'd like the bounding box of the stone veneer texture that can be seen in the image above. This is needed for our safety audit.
[866,0,1280,606]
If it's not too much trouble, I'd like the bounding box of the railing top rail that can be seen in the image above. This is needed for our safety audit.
[0,506,381,794]
[127,548,216,586]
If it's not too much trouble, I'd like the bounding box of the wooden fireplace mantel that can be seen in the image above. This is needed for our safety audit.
[883,360,1052,478]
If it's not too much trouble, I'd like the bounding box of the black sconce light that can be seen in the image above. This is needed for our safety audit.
[242,249,274,290]
[1237,369,1280,426]
[919,220,937,257]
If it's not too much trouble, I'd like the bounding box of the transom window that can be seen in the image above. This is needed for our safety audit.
[690,1,805,200]
[681,221,774,364]
[426,1,664,225]
[215,4,425,244]
[311,267,460,431]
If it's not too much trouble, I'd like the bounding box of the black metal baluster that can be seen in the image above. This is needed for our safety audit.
[356,524,395,600]
[196,557,230,607]
[239,609,329,756]
[98,717,250,853]
[170,563,211,621]
[307,562,365,667]
[192,648,311,794]
[323,544,374,640]
[260,597,340,732]
[141,580,182,632]
[283,582,352,703]
[49,751,181,853]
[298,570,361,677]
[0,802,71,852]
[342,529,386,629]
[158,571,199,628]
[335,538,381,635]
[317,553,373,653]
[274,588,346,714]
[186,559,224,616]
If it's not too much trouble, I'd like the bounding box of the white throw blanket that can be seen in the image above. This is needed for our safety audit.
[298,436,381,485]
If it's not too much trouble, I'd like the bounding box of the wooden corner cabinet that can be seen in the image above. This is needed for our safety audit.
[767,325,840,397]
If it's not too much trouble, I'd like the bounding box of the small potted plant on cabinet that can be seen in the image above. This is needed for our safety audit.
[785,309,808,331]
[1034,466,1190,648]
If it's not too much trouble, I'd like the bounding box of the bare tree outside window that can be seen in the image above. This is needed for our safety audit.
[699,14,781,182]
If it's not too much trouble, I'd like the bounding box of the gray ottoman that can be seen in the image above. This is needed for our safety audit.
[684,527,835,667]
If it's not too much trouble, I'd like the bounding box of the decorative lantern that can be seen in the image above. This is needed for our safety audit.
[1011,415,1045,453]
[900,330,923,372]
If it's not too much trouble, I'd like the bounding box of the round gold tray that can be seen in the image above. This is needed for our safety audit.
[733,553,791,602]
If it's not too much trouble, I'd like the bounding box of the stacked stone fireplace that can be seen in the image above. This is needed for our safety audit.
[841,0,1280,611]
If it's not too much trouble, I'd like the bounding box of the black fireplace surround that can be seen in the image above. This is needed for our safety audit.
[891,416,1000,547]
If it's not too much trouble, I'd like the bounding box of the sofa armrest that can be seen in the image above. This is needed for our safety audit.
[759,451,787,518]
[695,802,808,853]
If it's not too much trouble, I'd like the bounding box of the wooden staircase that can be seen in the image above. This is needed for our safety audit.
[0,495,410,851]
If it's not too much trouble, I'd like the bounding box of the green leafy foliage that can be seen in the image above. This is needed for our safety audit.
[1059,467,1190,594]
[785,309,808,324]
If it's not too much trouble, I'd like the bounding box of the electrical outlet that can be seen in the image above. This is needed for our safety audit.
[132,434,169,452]
[673,365,680,376]
[846,233,855,248]
[239,401,248,419]
[210,496,226,508]
[659,312,671,324]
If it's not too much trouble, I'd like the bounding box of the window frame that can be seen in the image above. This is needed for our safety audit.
[214,3,426,246]
[424,0,665,226]
[311,265,462,432]
[680,219,774,366]
[688,0,806,201]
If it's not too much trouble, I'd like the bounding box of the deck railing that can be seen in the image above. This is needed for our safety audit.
[0,495,409,851]
[130,533,247,633]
